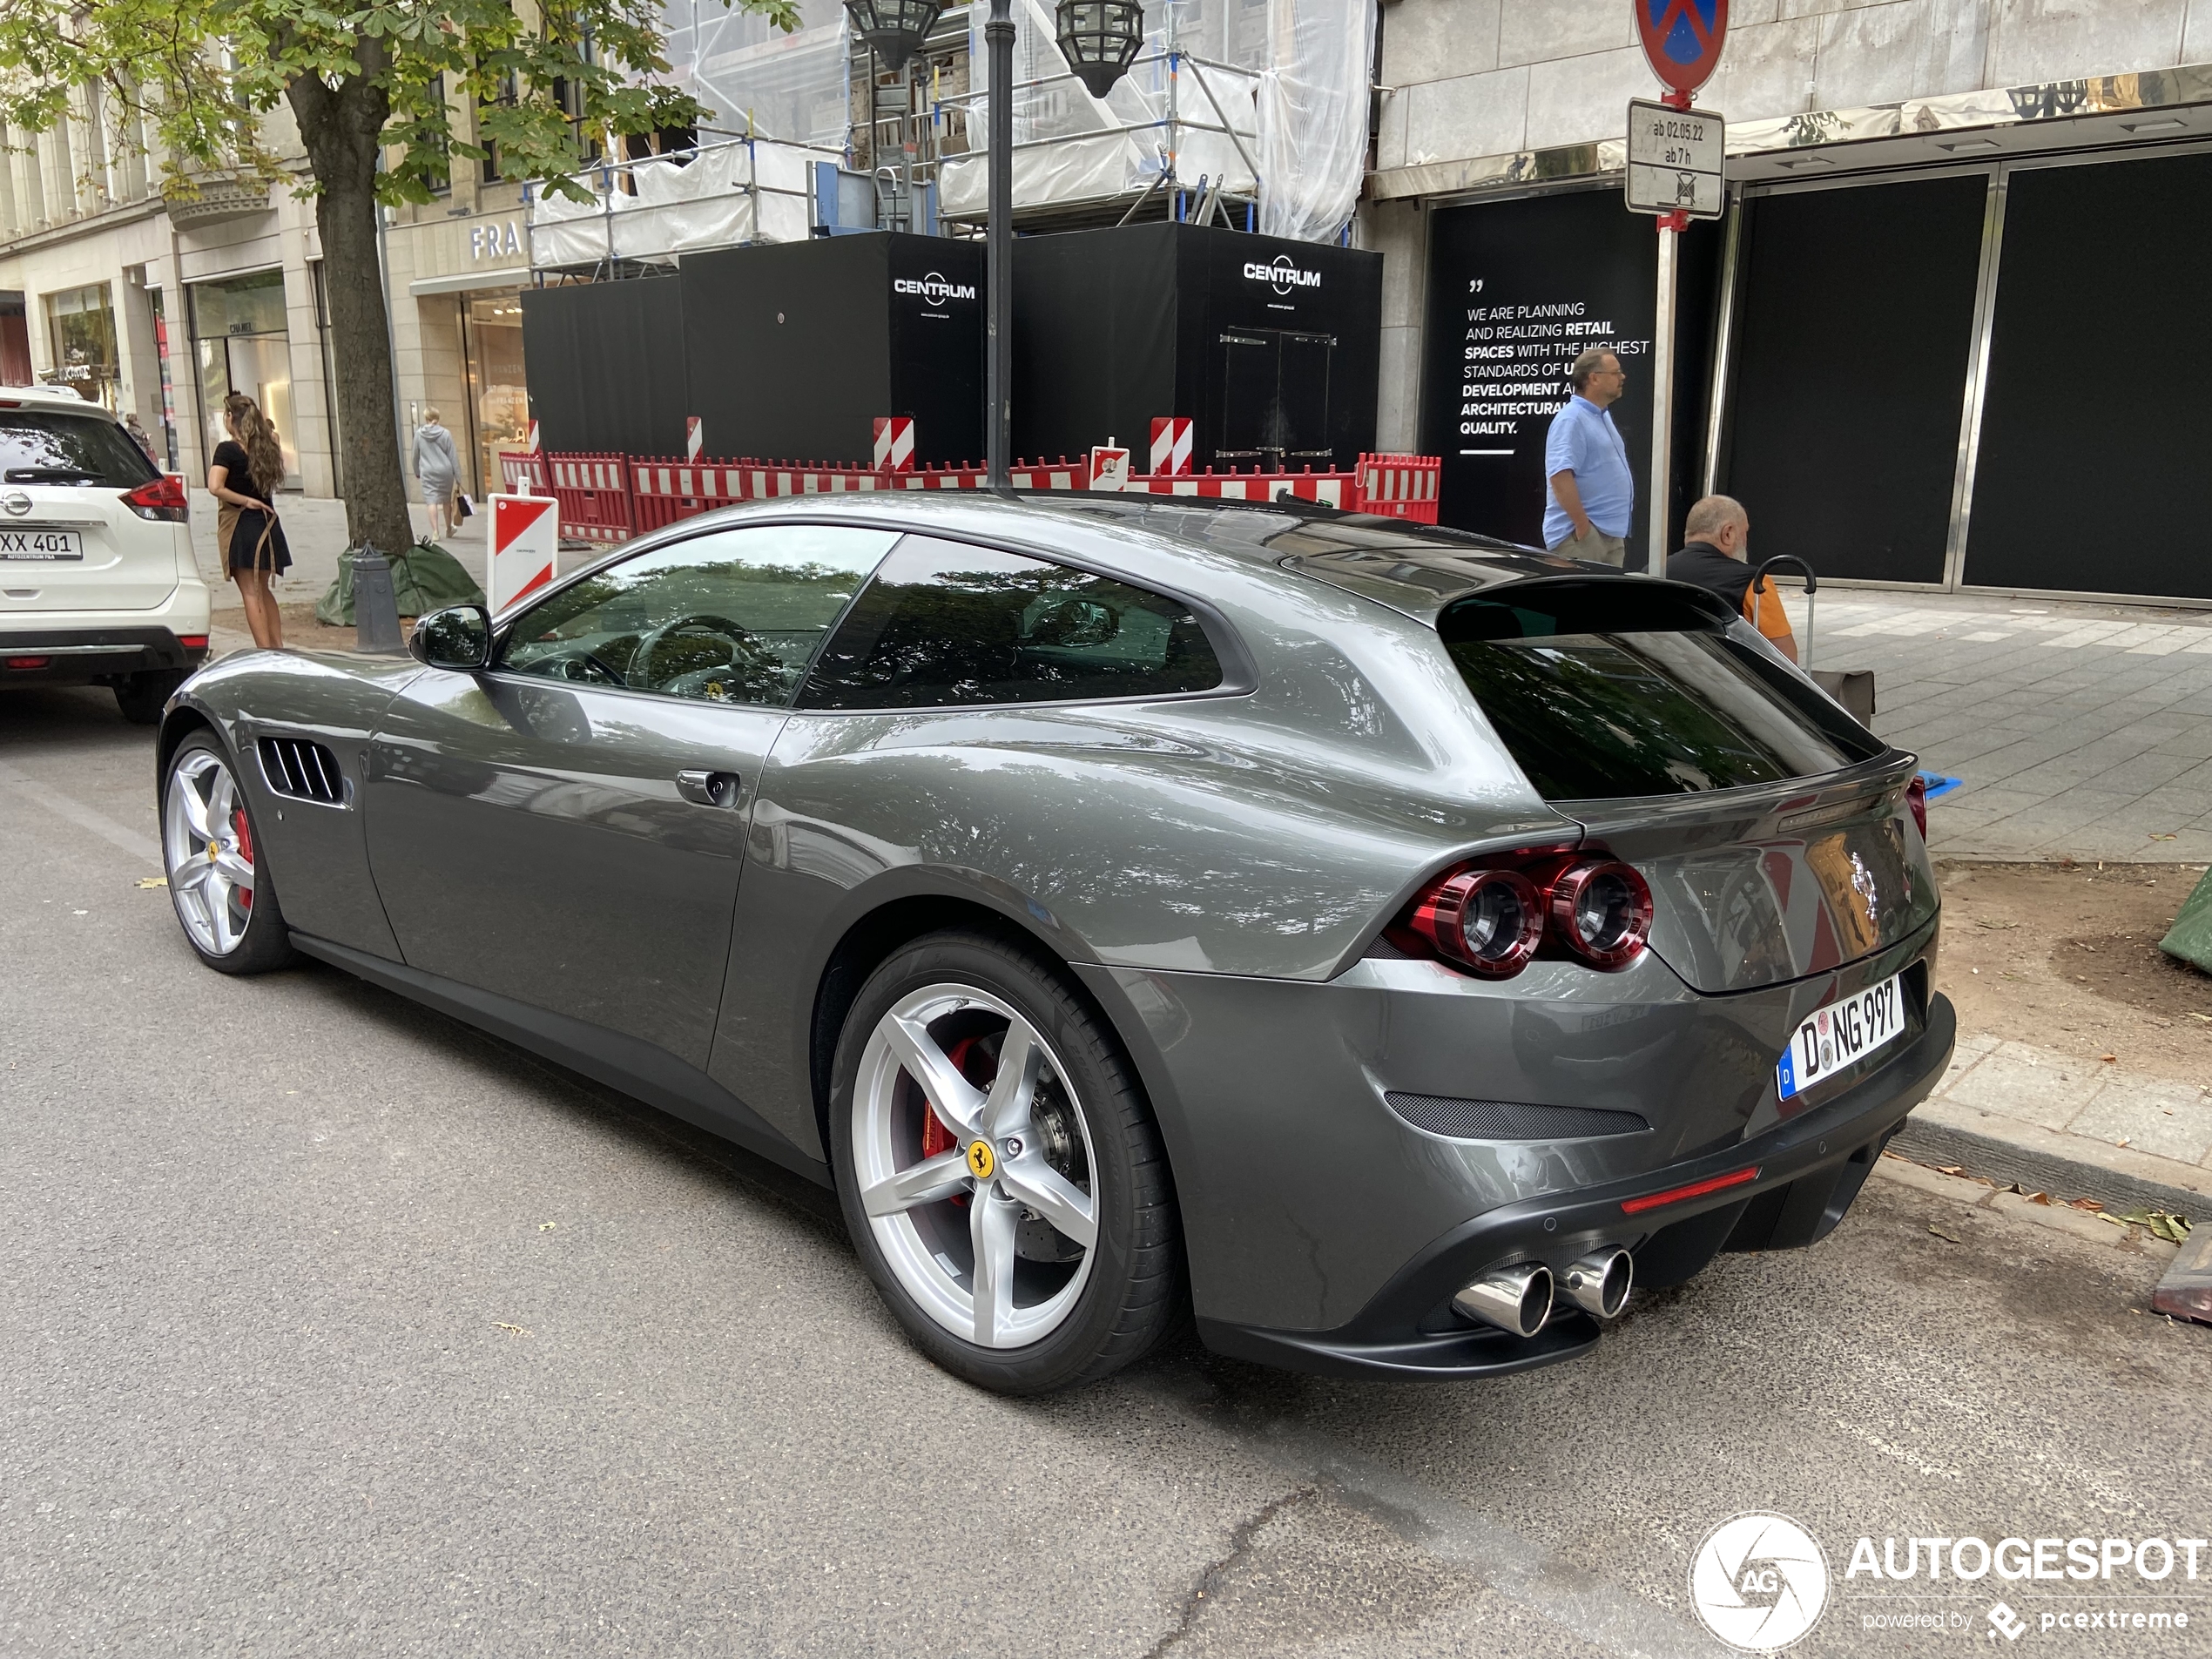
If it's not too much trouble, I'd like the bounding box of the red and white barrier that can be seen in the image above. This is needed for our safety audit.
[1355,453,1441,523]
[685,416,704,461]
[872,417,915,472]
[548,453,633,543]
[1150,417,1193,476]
[488,494,559,612]
[1089,442,1130,492]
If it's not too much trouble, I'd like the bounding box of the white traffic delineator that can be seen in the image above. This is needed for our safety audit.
[488,494,558,613]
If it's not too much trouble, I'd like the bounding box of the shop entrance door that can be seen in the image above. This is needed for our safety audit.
[1216,328,1335,471]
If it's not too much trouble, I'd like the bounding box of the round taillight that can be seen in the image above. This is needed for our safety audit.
[1548,859,1652,970]
[1419,868,1544,978]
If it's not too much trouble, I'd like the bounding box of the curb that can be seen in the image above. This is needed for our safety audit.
[1893,1096,2209,1218]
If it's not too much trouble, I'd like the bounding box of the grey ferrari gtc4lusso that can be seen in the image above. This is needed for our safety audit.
[156,495,1952,1393]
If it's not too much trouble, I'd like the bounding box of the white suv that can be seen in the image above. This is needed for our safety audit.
[0,383,211,723]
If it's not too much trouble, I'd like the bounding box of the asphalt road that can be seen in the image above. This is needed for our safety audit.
[4,683,2208,1659]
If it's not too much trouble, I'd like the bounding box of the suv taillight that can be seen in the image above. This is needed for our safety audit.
[122,473,188,523]
[1393,848,1653,979]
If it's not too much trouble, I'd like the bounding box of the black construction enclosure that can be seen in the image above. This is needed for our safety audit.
[519,233,983,464]
[1013,222,1381,473]
[1716,175,1987,586]
[1965,151,2212,601]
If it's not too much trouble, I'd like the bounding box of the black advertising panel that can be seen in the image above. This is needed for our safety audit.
[884,235,987,464]
[1012,226,1177,463]
[1421,188,1716,555]
[520,274,687,456]
[1012,222,1379,472]
[1966,152,2212,599]
[1719,175,1985,584]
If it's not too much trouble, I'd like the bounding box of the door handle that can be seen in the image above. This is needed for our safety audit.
[675,769,742,809]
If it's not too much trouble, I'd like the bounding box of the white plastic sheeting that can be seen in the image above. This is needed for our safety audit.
[940,0,1370,244]
[528,138,829,268]
[659,0,852,147]
[1253,0,1371,243]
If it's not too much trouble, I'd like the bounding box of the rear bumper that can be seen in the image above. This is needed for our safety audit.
[0,624,209,685]
[1197,991,1953,1380]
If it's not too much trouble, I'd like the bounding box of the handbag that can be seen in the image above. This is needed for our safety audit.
[455,491,475,521]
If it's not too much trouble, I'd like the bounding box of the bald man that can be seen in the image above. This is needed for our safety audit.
[1665,495,1797,663]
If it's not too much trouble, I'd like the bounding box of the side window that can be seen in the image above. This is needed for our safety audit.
[499,524,898,705]
[799,536,1226,711]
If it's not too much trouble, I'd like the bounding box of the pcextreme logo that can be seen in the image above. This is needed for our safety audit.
[1244,253,1321,296]
[1690,1513,1831,1653]
[894,272,975,306]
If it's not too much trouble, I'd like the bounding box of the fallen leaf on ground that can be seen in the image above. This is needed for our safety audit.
[1939,1164,1965,1176]
[539,1222,556,1231]
[2101,1053,2117,1062]
[1973,918,2020,930]
[134,876,166,890]
[492,1321,533,1338]
[2151,833,2179,841]
[1928,1224,1962,1244]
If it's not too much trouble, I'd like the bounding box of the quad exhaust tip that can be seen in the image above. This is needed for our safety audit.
[1453,1262,1554,1339]
[1561,1249,1634,1320]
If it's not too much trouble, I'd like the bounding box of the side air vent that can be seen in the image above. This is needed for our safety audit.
[1384,1094,1649,1142]
[257,736,347,806]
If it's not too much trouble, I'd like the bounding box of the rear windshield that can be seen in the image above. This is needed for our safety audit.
[0,409,157,489]
[1440,581,1883,800]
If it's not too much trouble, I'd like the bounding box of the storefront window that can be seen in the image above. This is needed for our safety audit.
[190,270,300,487]
[462,288,529,496]
[42,283,119,409]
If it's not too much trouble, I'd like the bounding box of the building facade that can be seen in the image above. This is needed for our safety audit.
[1359,0,2212,603]
[0,101,343,500]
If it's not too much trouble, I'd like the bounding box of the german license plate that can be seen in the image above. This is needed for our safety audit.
[0,528,83,560]
[1777,972,1906,1099]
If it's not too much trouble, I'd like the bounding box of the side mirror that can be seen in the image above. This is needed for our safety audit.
[409,604,492,670]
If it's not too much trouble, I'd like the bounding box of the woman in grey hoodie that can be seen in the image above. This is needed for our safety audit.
[412,410,461,540]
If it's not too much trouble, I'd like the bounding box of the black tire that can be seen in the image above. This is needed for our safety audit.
[828,929,1184,1393]
[116,669,185,725]
[161,732,295,974]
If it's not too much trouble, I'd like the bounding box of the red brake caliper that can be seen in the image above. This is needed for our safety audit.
[921,1036,993,1203]
[232,807,254,910]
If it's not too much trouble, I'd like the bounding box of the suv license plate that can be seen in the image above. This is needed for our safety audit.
[1777,972,1905,1099]
[0,528,84,560]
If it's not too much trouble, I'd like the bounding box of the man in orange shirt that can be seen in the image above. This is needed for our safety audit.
[1664,494,1799,663]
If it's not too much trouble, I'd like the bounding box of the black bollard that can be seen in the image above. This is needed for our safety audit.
[353,543,405,655]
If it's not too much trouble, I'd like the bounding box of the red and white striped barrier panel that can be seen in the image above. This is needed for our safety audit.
[685,416,704,461]
[1149,417,1193,476]
[1354,453,1441,523]
[548,453,634,543]
[488,494,559,612]
[872,417,915,472]
[497,449,549,495]
[630,458,745,532]
[1120,468,1353,509]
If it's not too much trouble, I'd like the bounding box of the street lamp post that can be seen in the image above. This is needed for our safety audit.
[986,0,1015,491]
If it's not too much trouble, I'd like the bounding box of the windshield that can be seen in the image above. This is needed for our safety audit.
[0,409,157,489]
[1439,583,1883,800]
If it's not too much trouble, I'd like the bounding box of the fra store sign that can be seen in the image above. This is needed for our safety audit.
[470,221,523,261]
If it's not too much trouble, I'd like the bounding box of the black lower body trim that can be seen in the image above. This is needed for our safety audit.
[1199,993,1956,1382]
[290,933,832,1188]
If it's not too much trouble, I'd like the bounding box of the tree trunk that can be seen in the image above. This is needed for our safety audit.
[287,70,415,557]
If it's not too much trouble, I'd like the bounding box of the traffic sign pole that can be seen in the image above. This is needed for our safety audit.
[1629,0,1728,572]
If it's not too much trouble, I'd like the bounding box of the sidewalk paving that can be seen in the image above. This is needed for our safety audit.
[1777,586,2212,864]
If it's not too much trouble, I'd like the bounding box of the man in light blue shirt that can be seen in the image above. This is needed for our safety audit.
[1543,348,1634,566]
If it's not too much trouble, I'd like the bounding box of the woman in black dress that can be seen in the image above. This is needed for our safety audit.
[207,391,293,649]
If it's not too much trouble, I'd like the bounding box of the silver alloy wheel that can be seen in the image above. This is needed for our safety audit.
[164,747,256,955]
[853,984,1099,1348]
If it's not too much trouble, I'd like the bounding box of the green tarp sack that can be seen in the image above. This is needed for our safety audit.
[314,541,485,628]
[2160,865,2212,974]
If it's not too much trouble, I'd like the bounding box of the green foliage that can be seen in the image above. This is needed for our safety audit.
[0,0,800,203]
